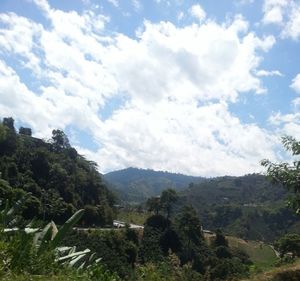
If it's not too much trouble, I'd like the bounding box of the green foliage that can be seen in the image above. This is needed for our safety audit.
[0,117,116,226]
[262,136,300,213]
[214,229,229,247]
[210,257,249,281]
[176,206,203,246]
[0,192,30,228]
[19,127,32,136]
[160,189,178,219]
[136,254,203,281]
[275,234,300,259]
[179,174,298,242]
[63,229,137,278]
[0,200,120,281]
[146,197,161,215]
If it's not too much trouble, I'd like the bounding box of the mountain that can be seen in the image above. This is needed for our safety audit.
[104,167,205,203]
[177,174,300,242]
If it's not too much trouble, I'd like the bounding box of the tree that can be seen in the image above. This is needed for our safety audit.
[3,117,15,132]
[176,206,203,246]
[214,229,228,248]
[275,234,300,259]
[0,119,17,155]
[51,129,70,152]
[261,136,300,212]
[19,127,32,136]
[160,189,178,219]
[175,205,206,270]
[146,196,161,215]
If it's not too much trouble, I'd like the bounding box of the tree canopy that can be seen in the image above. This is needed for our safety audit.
[262,136,300,212]
[0,117,116,225]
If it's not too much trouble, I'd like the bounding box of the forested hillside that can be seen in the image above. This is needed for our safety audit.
[0,117,115,226]
[178,174,300,242]
[104,167,204,203]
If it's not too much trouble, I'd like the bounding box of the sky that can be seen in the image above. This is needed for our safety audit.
[0,0,300,176]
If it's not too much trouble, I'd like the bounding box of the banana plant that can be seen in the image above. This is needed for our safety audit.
[1,197,101,270]
[32,209,100,269]
[34,209,84,254]
[0,193,30,228]
[56,246,101,269]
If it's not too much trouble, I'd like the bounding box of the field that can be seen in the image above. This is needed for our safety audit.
[242,260,300,281]
[116,209,151,225]
[205,234,277,271]
[227,236,277,270]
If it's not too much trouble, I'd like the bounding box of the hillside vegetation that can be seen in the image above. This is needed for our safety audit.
[109,167,300,242]
[243,260,300,281]
[0,117,115,226]
[104,167,204,203]
[176,174,300,242]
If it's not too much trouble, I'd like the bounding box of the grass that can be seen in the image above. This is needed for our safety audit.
[226,236,277,270]
[242,260,300,281]
[204,234,277,271]
[116,210,150,225]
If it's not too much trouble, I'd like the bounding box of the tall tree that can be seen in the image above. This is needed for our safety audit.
[160,188,178,219]
[146,196,161,215]
[19,127,32,136]
[51,129,70,152]
[3,117,15,132]
[262,136,300,212]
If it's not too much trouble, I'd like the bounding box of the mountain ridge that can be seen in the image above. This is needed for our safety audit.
[104,167,205,203]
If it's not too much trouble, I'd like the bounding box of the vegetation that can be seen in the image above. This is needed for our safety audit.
[274,234,300,259]
[104,167,204,204]
[0,200,120,281]
[178,174,298,242]
[242,260,300,281]
[262,136,300,213]
[0,117,115,226]
[117,209,150,225]
[3,116,300,280]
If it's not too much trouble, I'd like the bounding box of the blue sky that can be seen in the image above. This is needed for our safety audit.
[0,0,300,176]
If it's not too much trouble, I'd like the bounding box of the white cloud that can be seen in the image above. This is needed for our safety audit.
[269,111,300,139]
[106,19,274,104]
[262,0,300,40]
[256,69,283,77]
[281,2,300,40]
[107,0,119,7]
[290,74,300,93]
[0,1,281,176]
[189,4,206,22]
[0,13,42,75]
[81,102,278,176]
[262,0,288,24]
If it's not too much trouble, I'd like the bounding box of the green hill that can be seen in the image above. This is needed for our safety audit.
[0,117,115,226]
[178,174,300,242]
[104,167,205,203]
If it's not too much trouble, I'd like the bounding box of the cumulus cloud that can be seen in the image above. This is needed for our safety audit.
[269,111,300,139]
[262,0,300,40]
[290,74,300,93]
[189,4,206,22]
[282,3,300,40]
[0,0,281,176]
